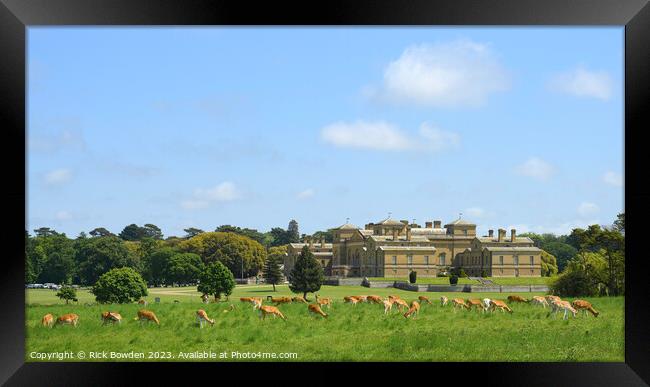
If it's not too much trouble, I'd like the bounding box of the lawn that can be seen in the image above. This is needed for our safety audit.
[25,285,623,362]
[366,277,553,285]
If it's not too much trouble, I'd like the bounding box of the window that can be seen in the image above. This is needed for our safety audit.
[440,253,446,266]
[499,256,504,265]
[392,256,397,265]
[515,269,519,277]
[407,255,413,265]
[424,256,429,265]
[530,256,534,265]
[464,229,468,236]
[514,256,519,266]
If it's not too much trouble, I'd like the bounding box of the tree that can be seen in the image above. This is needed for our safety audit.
[197,261,236,301]
[540,250,558,277]
[183,227,205,239]
[56,286,77,304]
[166,253,203,286]
[33,227,58,237]
[550,250,608,297]
[119,224,146,241]
[143,248,176,286]
[543,242,577,272]
[215,225,266,245]
[92,267,148,304]
[40,252,74,284]
[311,230,334,243]
[288,245,323,300]
[287,219,300,243]
[268,227,291,247]
[178,232,266,278]
[89,227,114,238]
[143,224,163,240]
[613,212,625,233]
[75,236,130,285]
[262,255,283,291]
[28,232,75,284]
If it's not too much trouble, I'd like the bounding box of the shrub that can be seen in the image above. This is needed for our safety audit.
[449,275,459,285]
[458,268,468,278]
[56,286,77,304]
[92,267,148,304]
[197,261,236,301]
[409,271,417,284]
[481,269,489,277]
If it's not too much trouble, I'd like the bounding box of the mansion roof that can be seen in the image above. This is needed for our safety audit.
[377,246,437,251]
[483,246,542,252]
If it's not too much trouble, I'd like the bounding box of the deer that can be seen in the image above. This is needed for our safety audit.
[355,295,369,303]
[467,299,486,312]
[489,300,513,314]
[392,298,410,311]
[545,295,561,304]
[344,296,361,305]
[41,313,54,328]
[551,300,577,320]
[482,298,492,310]
[452,298,469,311]
[267,296,292,305]
[135,309,160,325]
[258,305,286,320]
[440,296,449,306]
[201,294,210,304]
[507,295,529,303]
[404,301,421,318]
[101,311,122,325]
[383,298,395,315]
[418,295,432,305]
[308,303,328,318]
[315,294,332,309]
[531,296,549,308]
[367,295,383,304]
[137,299,148,306]
[55,313,79,327]
[196,309,215,328]
[572,300,599,317]
[252,298,263,310]
[292,296,308,303]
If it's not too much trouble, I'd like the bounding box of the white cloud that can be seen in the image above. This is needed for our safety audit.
[297,189,315,200]
[44,168,72,185]
[367,39,510,108]
[181,181,240,210]
[321,120,460,153]
[55,211,72,221]
[577,202,600,217]
[465,207,485,218]
[603,171,623,187]
[548,67,613,100]
[514,157,554,181]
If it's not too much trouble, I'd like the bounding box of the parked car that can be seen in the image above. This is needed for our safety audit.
[26,283,45,289]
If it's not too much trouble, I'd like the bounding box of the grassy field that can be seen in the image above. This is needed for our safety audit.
[366,277,553,285]
[26,285,623,362]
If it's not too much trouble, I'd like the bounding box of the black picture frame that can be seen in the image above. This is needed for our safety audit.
[1,1,648,385]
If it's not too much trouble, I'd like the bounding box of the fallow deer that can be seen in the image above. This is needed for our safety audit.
[56,313,79,327]
[292,296,308,303]
[392,298,410,311]
[315,294,332,309]
[507,295,529,303]
[452,298,469,311]
[418,295,432,305]
[137,299,148,306]
[545,295,561,304]
[41,313,54,328]
[101,311,122,325]
[551,300,577,320]
[467,299,486,312]
[367,295,383,304]
[258,305,286,320]
[440,296,449,306]
[382,299,395,315]
[482,298,492,310]
[201,294,210,304]
[308,303,328,318]
[572,300,599,317]
[356,295,368,303]
[135,309,160,325]
[489,300,513,314]
[344,296,361,305]
[267,296,292,305]
[531,296,549,308]
[404,301,421,318]
[196,309,215,328]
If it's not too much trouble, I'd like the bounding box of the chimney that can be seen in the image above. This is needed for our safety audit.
[488,229,494,238]
[425,221,433,228]
[498,229,506,242]
[406,228,412,241]
[392,229,398,241]
[511,229,516,242]
[434,220,441,229]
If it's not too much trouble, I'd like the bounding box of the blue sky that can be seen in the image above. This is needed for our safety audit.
[27,27,624,238]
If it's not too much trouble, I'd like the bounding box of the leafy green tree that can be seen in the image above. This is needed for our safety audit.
[288,245,323,300]
[75,236,130,285]
[39,252,74,284]
[89,227,115,238]
[28,232,75,284]
[119,224,146,241]
[143,247,176,286]
[56,286,77,304]
[550,250,608,297]
[540,250,558,277]
[215,225,266,245]
[197,261,236,301]
[613,212,624,233]
[178,232,266,278]
[269,227,291,247]
[287,219,300,243]
[92,267,148,304]
[183,227,205,239]
[543,242,577,272]
[34,227,58,237]
[311,230,334,243]
[262,254,284,291]
[143,224,163,240]
[166,253,203,285]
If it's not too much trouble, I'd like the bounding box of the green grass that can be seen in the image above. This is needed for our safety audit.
[367,277,553,285]
[26,285,623,362]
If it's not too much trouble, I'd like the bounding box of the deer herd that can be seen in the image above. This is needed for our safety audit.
[40,292,600,329]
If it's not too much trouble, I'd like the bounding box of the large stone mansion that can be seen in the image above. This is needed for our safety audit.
[285,216,542,278]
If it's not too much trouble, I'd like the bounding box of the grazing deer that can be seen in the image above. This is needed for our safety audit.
[258,305,286,320]
[440,296,449,306]
[367,295,383,304]
[392,298,410,311]
[101,311,122,325]
[41,313,54,328]
[135,309,160,325]
[551,300,577,320]
[344,296,361,305]
[489,300,513,314]
[315,294,332,309]
[308,303,328,318]
[356,295,368,303]
[467,299,486,312]
[196,309,215,328]
[452,298,469,311]
[201,294,210,304]
[482,298,492,310]
[531,296,549,308]
[252,298,263,310]
[404,301,421,318]
[138,299,148,306]
[292,296,308,303]
[545,295,561,304]
[56,313,79,327]
[267,296,292,305]
[572,300,599,317]
[383,299,395,315]
[418,296,432,305]
[507,295,529,303]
